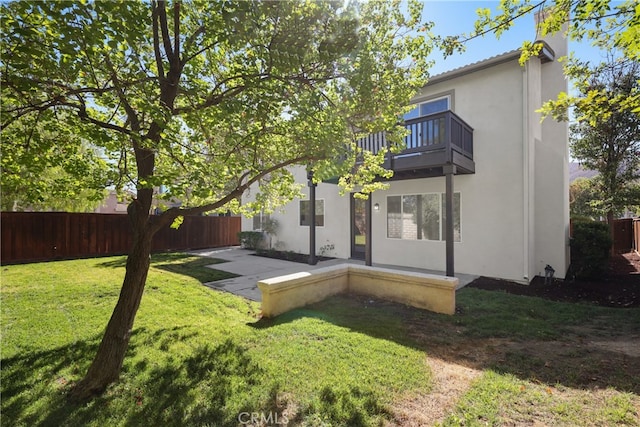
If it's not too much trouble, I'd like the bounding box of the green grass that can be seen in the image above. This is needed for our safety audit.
[1,255,429,426]
[2,255,639,426]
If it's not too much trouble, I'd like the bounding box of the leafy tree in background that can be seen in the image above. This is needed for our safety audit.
[1,0,437,400]
[569,177,602,219]
[569,59,640,226]
[1,112,112,211]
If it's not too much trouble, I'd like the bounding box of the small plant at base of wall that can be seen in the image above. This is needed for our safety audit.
[237,231,264,250]
[319,242,335,258]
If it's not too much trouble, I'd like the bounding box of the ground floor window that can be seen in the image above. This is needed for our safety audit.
[252,212,271,231]
[387,193,460,241]
[300,199,324,226]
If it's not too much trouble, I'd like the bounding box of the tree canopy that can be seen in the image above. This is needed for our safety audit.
[1,111,112,211]
[441,0,639,120]
[1,0,439,399]
[569,59,640,222]
[446,0,639,62]
[1,0,435,219]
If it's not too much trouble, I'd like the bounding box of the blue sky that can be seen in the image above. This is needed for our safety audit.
[421,0,614,76]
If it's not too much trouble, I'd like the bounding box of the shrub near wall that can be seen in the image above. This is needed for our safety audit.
[237,231,264,250]
[570,221,612,279]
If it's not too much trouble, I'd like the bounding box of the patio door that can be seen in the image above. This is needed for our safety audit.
[350,194,366,259]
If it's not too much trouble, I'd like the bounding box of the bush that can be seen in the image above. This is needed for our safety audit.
[237,231,264,250]
[570,221,612,279]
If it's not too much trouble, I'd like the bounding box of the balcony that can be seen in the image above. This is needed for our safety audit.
[358,110,474,179]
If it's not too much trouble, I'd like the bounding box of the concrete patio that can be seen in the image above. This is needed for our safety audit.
[189,247,478,301]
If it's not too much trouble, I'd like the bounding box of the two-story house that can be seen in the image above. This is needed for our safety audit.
[242,13,570,284]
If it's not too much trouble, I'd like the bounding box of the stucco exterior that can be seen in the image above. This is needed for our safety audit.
[242,21,569,284]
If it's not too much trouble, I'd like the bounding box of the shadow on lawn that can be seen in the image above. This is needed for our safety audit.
[252,292,640,395]
[2,328,278,427]
[97,253,236,283]
[97,252,198,269]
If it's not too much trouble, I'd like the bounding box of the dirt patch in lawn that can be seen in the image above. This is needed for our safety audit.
[390,325,640,426]
[386,253,640,425]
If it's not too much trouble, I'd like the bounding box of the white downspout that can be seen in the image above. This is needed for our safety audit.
[522,64,530,282]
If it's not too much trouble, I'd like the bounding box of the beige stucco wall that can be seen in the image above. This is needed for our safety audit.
[372,59,531,282]
[241,166,351,259]
[534,31,570,279]
[241,31,569,283]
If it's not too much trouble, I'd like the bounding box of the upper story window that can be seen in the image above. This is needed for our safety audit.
[403,96,450,121]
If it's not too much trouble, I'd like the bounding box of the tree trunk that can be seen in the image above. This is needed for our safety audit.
[69,221,153,402]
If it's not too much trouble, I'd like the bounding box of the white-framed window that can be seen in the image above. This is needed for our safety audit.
[387,193,460,241]
[299,199,324,226]
[252,212,271,231]
[404,95,451,121]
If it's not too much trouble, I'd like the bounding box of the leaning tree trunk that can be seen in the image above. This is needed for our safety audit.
[69,210,154,402]
[68,1,185,401]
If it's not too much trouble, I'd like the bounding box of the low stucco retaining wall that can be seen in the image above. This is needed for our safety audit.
[257,264,458,317]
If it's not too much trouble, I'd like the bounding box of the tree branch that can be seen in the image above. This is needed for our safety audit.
[152,1,165,80]
[76,103,135,136]
[157,0,175,62]
[173,84,248,114]
[148,154,318,234]
[173,2,180,60]
[103,56,142,132]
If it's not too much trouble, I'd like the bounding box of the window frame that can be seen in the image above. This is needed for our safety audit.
[252,211,271,231]
[403,95,451,121]
[386,192,461,242]
[299,198,325,227]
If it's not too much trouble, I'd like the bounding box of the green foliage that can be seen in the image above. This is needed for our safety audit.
[0,113,113,212]
[3,257,640,425]
[570,177,602,219]
[0,0,442,394]
[237,231,264,250]
[570,221,612,279]
[302,385,390,426]
[446,1,640,127]
[169,215,184,230]
[453,0,639,62]
[565,60,640,220]
[0,0,438,217]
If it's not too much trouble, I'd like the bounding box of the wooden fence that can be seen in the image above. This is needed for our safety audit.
[1,212,241,265]
[569,217,635,254]
[612,218,633,254]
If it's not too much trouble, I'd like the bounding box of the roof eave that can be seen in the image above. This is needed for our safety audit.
[426,40,556,86]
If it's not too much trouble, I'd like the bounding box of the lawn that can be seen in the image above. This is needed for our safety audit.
[2,254,639,426]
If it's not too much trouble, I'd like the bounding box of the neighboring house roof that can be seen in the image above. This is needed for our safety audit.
[569,162,598,182]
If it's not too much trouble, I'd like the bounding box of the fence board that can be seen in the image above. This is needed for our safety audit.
[612,218,633,254]
[570,218,635,254]
[1,212,240,264]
